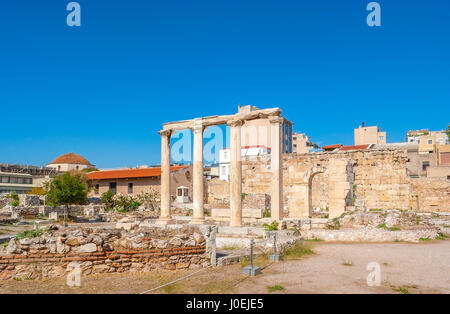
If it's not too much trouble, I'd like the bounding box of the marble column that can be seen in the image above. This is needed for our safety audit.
[269,116,284,222]
[191,119,206,224]
[228,119,243,227]
[157,129,173,224]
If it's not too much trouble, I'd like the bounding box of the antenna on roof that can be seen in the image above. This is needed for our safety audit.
[362,122,365,127]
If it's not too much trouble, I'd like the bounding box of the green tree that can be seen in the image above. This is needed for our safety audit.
[44,172,88,215]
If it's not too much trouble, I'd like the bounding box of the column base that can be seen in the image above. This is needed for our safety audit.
[155,217,174,225]
[190,217,206,225]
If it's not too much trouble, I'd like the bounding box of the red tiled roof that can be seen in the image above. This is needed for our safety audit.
[87,165,187,180]
[322,144,343,150]
[48,153,92,165]
[338,144,370,151]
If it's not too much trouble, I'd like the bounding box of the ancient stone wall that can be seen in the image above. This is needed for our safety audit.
[206,149,450,216]
[0,225,209,280]
[409,178,450,212]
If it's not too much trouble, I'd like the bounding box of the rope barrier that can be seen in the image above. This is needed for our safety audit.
[139,264,213,294]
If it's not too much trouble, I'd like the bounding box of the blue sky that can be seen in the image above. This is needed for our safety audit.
[1,0,449,168]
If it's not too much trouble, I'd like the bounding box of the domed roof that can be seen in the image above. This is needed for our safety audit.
[49,153,92,165]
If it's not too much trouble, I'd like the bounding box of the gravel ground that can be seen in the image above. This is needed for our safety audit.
[235,240,450,294]
[1,240,449,294]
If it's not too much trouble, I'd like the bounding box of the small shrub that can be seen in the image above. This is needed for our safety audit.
[327,218,340,230]
[263,221,279,231]
[6,192,19,206]
[101,190,116,210]
[377,223,387,229]
[28,187,46,196]
[262,208,271,218]
[435,233,449,240]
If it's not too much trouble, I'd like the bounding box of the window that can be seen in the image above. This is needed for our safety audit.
[95,184,99,195]
[109,182,117,194]
[128,183,133,194]
[221,166,227,176]
[428,140,433,144]
[293,144,297,148]
[379,136,384,141]
[422,161,430,171]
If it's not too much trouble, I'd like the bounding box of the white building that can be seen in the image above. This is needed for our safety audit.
[218,146,270,181]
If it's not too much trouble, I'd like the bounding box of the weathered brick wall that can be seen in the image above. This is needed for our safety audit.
[0,226,209,280]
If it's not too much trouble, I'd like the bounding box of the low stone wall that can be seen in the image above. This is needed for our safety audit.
[0,225,210,280]
[18,195,42,207]
[302,227,440,243]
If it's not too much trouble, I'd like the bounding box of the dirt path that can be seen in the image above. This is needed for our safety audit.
[235,240,450,294]
[1,240,449,294]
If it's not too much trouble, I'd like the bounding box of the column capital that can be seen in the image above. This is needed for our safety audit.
[227,119,244,127]
[190,118,205,134]
[158,129,172,137]
[269,116,284,125]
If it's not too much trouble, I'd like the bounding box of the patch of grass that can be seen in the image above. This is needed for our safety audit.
[435,233,449,240]
[377,223,387,229]
[419,237,431,242]
[0,241,9,247]
[370,208,383,212]
[220,245,239,251]
[281,241,314,260]
[391,286,410,294]
[342,261,353,266]
[305,238,323,242]
[15,229,43,240]
[443,225,450,228]
[267,285,285,293]
[388,227,401,231]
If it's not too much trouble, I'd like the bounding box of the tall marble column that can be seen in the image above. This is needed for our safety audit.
[157,129,173,224]
[191,119,206,224]
[228,119,243,227]
[269,116,284,222]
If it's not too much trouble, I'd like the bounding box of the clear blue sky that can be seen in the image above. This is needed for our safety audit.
[1,0,449,168]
